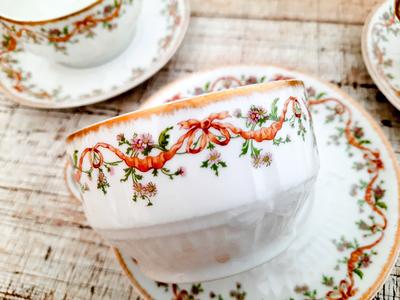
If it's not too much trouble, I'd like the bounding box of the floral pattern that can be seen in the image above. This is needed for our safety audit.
[118,72,393,300]
[0,0,185,104]
[370,4,400,93]
[72,96,308,206]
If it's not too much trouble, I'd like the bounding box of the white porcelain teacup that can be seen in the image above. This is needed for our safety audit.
[0,0,142,68]
[66,80,319,283]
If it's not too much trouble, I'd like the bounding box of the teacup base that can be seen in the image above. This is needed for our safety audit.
[94,179,315,283]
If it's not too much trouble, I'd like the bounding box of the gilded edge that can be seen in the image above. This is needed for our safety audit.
[66,80,305,143]
[0,0,103,26]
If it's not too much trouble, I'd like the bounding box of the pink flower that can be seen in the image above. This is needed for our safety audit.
[245,76,258,85]
[247,105,267,124]
[306,87,316,97]
[141,133,154,148]
[131,133,154,152]
[116,133,125,142]
[262,152,272,167]
[208,150,221,164]
[177,167,186,176]
[233,108,242,118]
[133,182,146,196]
[103,5,113,14]
[353,127,364,139]
[109,167,115,176]
[145,182,157,197]
[252,152,273,168]
[252,154,263,168]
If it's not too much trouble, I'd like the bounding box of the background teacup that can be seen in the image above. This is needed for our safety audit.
[0,0,143,68]
[66,80,319,283]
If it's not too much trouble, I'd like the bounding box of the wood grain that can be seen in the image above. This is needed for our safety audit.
[0,0,399,299]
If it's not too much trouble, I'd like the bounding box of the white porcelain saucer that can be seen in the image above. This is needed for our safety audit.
[362,0,400,111]
[110,65,399,299]
[65,65,400,299]
[0,0,190,109]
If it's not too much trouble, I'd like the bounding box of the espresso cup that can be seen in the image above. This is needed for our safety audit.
[66,80,319,283]
[0,0,142,68]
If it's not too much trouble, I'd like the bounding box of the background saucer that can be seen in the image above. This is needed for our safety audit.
[0,0,190,109]
[362,0,400,111]
[113,65,400,300]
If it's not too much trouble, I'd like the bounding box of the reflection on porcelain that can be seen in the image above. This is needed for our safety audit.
[0,0,189,108]
[0,0,142,68]
[110,65,400,300]
[362,0,400,110]
[66,80,319,283]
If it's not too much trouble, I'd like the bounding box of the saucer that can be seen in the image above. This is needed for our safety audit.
[110,65,399,299]
[0,0,190,109]
[362,0,400,111]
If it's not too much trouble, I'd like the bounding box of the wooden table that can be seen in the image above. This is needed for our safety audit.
[0,0,399,299]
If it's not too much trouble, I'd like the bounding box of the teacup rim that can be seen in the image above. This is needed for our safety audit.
[0,0,103,26]
[66,79,305,143]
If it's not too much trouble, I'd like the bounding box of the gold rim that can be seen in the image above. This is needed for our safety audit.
[0,0,103,26]
[66,80,304,142]
[111,64,400,300]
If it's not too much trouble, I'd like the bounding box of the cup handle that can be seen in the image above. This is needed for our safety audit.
[395,0,400,20]
[64,160,83,203]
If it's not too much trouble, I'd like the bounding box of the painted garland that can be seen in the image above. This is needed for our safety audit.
[72,95,307,205]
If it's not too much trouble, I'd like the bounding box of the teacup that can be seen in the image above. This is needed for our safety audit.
[66,80,319,283]
[0,0,143,68]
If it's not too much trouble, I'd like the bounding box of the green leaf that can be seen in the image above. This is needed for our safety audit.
[240,140,249,157]
[204,82,210,91]
[211,163,219,176]
[120,167,132,182]
[201,160,209,168]
[207,142,215,150]
[158,126,173,151]
[73,150,78,167]
[315,92,327,100]
[218,161,227,167]
[269,98,279,121]
[359,140,371,145]
[376,201,388,210]
[152,169,158,177]
[142,146,153,156]
[63,26,69,35]
[354,268,364,279]
[260,76,266,82]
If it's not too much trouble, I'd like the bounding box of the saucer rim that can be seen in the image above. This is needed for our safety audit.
[361,0,400,111]
[110,64,400,300]
[0,0,191,109]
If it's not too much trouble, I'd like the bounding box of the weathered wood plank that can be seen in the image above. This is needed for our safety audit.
[0,6,399,300]
[190,0,382,25]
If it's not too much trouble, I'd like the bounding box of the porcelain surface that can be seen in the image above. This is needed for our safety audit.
[66,80,319,282]
[0,0,190,108]
[362,0,400,110]
[0,0,96,21]
[0,0,143,68]
[110,65,400,300]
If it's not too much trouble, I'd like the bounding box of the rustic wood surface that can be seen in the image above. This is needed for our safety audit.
[0,0,399,299]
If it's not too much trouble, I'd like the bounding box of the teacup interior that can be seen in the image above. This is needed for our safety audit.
[0,0,98,22]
